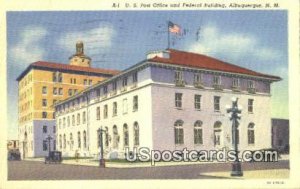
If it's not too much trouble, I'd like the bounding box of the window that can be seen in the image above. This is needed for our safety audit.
[232,78,240,88]
[63,134,66,149]
[53,72,57,82]
[113,125,119,149]
[214,96,221,112]
[72,115,75,126]
[58,73,62,82]
[134,122,139,146]
[59,88,63,95]
[53,87,58,95]
[174,120,184,145]
[213,76,221,85]
[67,116,70,127]
[112,81,117,91]
[96,88,100,97]
[175,93,182,108]
[63,117,66,128]
[74,78,76,84]
[78,132,81,148]
[43,140,48,151]
[113,102,117,116]
[59,135,62,149]
[89,80,92,85]
[83,131,87,148]
[133,96,138,111]
[58,119,62,129]
[42,112,47,118]
[248,99,254,113]
[42,99,47,107]
[175,71,183,81]
[53,126,56,133]
[83,111,86,124]
[43,125,47,133]
[84,79,88,85]
[194,73,202,83]
[77,113,80,125]
[132,72,138,83]
[123,98,128,114]
[123,124,129,147]
[248,123,255,145]
[103,85,108,96]
[122,77,128,88]
[194,95,201,110]
[96,107,100,120]
[248,80,255,89]
[42,86,47,94]
[214,121,222,146]
[53,140,56,151]
[194,121,203,144]
[104,105,108,118]
[53,99,57,106]
[68,89,72,96]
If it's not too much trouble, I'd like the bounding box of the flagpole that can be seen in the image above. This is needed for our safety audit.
[167,21,170,49]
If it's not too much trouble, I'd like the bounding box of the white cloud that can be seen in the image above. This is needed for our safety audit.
[9,26,47,65]
[188,24,281,62]
[57,25,115,55]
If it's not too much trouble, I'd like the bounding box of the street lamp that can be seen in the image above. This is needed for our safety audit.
[97,127,106,168]
[226,97,243,177]
[46,135,53,157]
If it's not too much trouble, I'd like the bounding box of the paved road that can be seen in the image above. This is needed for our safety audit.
[8,160,289,180]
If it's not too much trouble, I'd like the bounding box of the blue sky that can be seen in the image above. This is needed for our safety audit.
[7,10,288,139]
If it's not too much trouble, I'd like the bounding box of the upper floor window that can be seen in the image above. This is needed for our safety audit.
[43,140,48,151]
[89,80,92,85]
[175,93,182,108]
[123,124,129,147]
[58,88,63,95]
[67,116,70,127]
[133,122,139,146]
[248,80,255,89]
[112,81,117,91]
[213,75,221,85]
[84,79,88,85]
[53,87,58,95]
[104,105,108,118]
[232,78,240,88]
[248,123,255,145]
[194,73,202,83]
[42,86,47,94]
[42,99,47,107]
[113,102,117,116]
[72,115,75,126]
[214,96,221,112]
[42,112,47,118]
[194,95,201,110]
[96,88,101,97]
[133,96,138,111]
[194,121,203,145]
[175,71,183,81]
[77,113,80,125]
[68,89,72,96]
[248,99,254,113]
[132,72,138,83]
[63,117,66,128]
[53,72,62,82]
[82,111,86,124]
[122,77,128,89]
[96,107,100,120]
[103,85,108,96]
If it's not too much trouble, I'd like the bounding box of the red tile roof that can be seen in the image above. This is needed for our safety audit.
[149,49,281,80]
[17,61,120,81]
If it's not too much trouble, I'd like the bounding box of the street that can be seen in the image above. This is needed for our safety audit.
[8,160,289,180]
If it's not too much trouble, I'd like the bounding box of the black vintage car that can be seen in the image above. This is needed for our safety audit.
[45,151,62,164]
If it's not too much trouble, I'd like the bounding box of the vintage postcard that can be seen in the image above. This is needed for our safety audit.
[0,0,299,188]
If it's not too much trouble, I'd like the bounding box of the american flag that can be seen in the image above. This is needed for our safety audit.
[168,21,181,35]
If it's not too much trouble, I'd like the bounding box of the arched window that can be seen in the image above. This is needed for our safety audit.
[248,123,255,144]
[105,127,109,147]
[134,122,139,146]
[83,130,87,148]
[82,111,86,124]
[63,134,66,149]
[113,125,119,149]
[72,115,75,126]
[67,116,70,127]
[174,120,184,145]
[59,134,62,149]
[213,121,222,146]
[123,124,129,147]
[70,133,73,150]
[194,121,203,145]
[78,131,81,148]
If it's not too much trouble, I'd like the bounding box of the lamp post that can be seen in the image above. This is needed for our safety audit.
[97,127,106,168]
[46,135,53,157]
[226,97,243,177]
